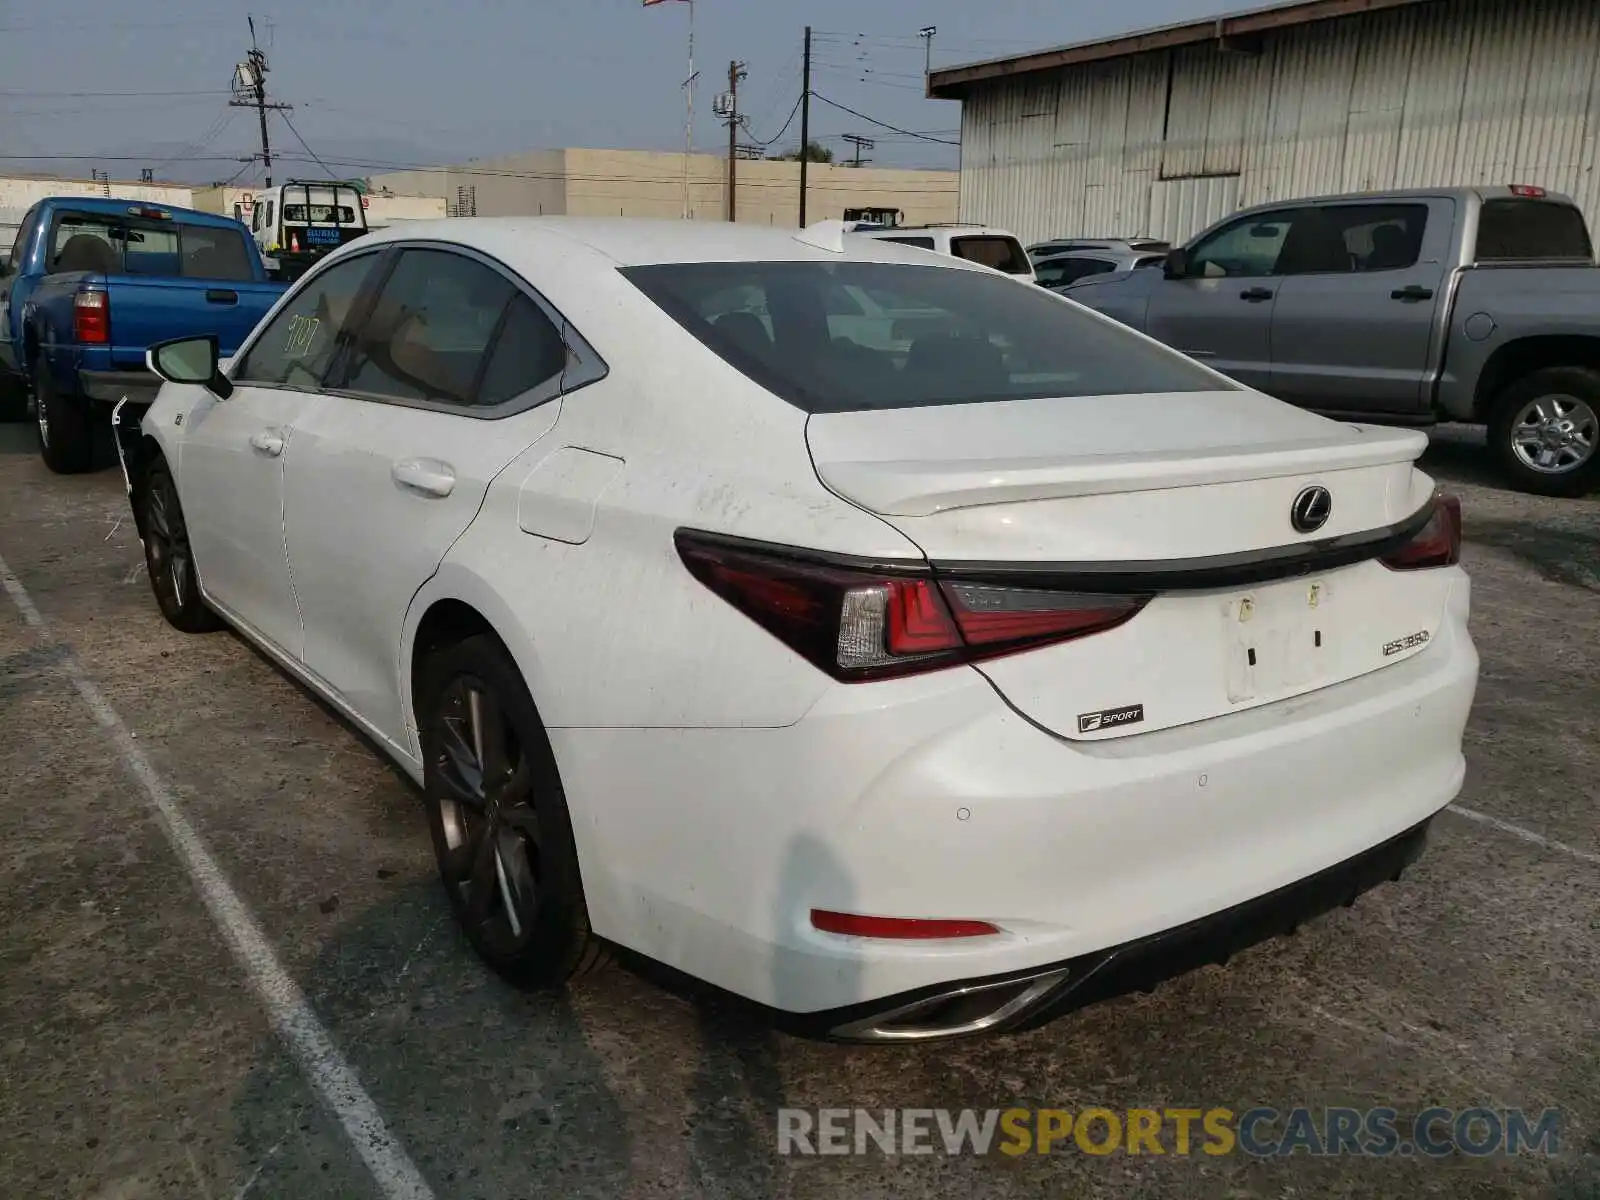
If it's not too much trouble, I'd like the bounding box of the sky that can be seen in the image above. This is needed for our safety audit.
[0,0,1268,186]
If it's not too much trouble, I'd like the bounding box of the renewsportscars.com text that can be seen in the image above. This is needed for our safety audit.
[776,1107,1562,1158]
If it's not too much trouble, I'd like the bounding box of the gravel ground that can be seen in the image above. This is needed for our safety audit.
[0,419,1595,1200]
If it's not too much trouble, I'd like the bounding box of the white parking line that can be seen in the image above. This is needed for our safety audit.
[1447,804,1600,867]
[0,556,436,1200]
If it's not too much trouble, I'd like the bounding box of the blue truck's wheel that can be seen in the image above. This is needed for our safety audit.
[34,366,94,474]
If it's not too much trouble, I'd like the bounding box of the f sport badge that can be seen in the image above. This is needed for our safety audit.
[1078,703,1146,734]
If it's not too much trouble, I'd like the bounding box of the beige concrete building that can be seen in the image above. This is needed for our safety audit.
[368,147,959,227]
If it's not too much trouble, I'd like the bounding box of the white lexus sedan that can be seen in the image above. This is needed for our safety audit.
[122,217,1478,1042]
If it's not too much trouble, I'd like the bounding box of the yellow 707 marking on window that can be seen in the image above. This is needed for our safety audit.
[283,314,321,357]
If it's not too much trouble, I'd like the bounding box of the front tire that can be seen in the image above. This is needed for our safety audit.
[1488,366,1600,498]
[417,634,610,988]
[141,462,223,633]
[34,366,94,474]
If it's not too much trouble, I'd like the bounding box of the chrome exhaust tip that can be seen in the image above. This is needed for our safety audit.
[827,967,1070,1044]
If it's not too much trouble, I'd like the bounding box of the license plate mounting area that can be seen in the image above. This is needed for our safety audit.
[1223,579,1332,703]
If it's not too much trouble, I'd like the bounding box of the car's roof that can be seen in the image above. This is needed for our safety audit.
[40,195,244,228]
[356,216,989,270]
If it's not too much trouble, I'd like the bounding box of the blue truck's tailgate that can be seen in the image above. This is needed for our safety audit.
[101,275,285,370]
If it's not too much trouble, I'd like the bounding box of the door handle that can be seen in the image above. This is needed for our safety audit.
[392,458,456,498]
[206,289,239,305]
[1239,287,1274,302]
[1391,285,1434,301]
[249,428,286,457]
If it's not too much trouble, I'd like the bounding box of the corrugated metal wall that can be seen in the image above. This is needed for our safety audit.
[958,0,1600,246]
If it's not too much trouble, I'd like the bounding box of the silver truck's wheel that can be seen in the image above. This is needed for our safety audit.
[1490,367,1600,498]
[1509,394,1596,476]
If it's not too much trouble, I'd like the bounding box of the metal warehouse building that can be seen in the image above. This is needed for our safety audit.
[930,0,1600,246]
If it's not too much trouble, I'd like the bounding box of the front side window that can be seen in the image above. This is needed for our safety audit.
[951,235,1031,275]
[624,259,1227,415]
[233,253,382,388]
[881,235,936,250]
[1037,257,1115,286]
[334,249,516,406]
[7,206,35,271]
[1188,213,1295,278]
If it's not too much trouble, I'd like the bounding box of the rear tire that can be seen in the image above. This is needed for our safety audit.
[1488,366,1600,498]
[34,366,94,474]
[417,633,611,988]
[140,461,223,633]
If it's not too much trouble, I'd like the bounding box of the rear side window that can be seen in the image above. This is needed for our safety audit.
[180,225,253,281]
[478,293,569,406]
[623,259,1226,415]
[1475,200,1593,261]
[951,235,1031,275]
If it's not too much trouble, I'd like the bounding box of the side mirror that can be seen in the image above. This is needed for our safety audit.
[1163,248,1190,280]
[147,334,233,399]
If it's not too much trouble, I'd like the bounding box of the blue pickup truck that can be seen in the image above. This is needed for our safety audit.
[0,196,286,473]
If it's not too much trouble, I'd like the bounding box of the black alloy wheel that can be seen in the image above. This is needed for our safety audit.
[419,634,609,986]
[142,463,222,632]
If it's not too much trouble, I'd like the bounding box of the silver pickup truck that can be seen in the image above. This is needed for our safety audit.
[1063,185,1600,496]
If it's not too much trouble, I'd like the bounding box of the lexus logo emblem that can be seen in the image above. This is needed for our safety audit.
[1290,486,1332,534]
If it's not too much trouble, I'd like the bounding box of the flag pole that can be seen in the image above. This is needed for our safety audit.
[683,0,695,219]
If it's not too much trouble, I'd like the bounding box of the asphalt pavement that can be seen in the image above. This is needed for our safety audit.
[0,420,1596,1200]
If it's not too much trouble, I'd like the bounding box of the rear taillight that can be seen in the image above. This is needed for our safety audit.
[73,290,109,344]
[675,530,1148,682]
[1380,494,1461,570]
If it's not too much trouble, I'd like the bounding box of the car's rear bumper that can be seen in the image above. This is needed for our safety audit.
[803,815,1431,1042]
[554,571,1477,1029]
[80,368,159,405]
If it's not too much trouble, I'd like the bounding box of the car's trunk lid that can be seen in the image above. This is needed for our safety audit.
[806,391,1448,739]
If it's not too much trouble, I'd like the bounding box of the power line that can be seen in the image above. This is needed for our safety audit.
[746,93,802,147]
[808,94,960,145]
[0,88,231,97]
[279,110,336,177]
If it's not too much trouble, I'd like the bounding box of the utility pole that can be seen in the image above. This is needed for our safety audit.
[798,25,812,226]
[229,16,292,187]
[843,134,874,168]
[718,61,746,222]
[919,26,938,77]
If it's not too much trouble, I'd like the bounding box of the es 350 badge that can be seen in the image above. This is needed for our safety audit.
[1382,630,1431,656]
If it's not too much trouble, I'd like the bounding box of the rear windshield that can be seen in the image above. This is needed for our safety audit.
[283,204,358,224]
[621,260,1226,414]
[1475,199,1593,261]
[49,214,254,281]
[951,235,1031,275]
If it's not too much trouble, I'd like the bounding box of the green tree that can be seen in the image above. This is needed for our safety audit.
[771,140,834,163]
